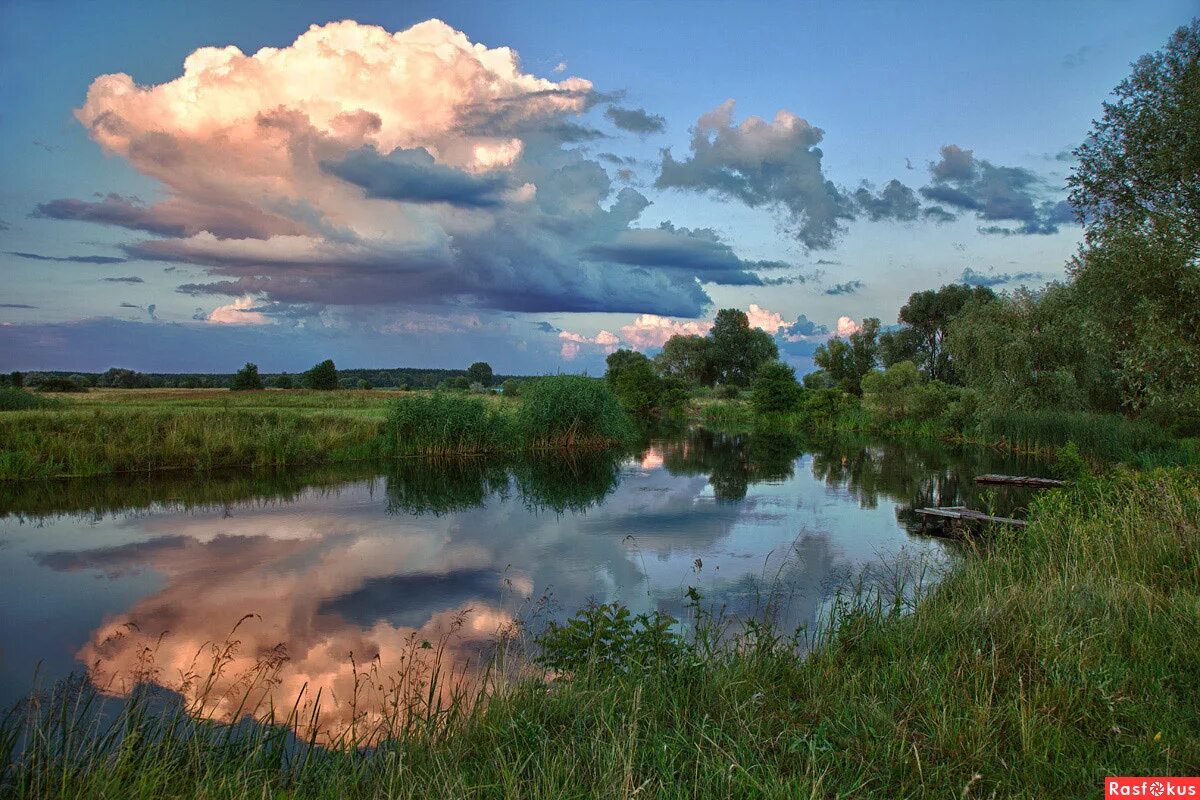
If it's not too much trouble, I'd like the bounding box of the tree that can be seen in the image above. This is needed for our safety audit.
[945,285,1114,412]
[273,373,293,389]
[812,318,880,395]
[9,371,23,388]
[708,309,778,386]
[303,359,339,390]
[99,367,147,389]
[749,361,803,414]
[501,379,520,398]
[886,284,996,381]
[230,362,264,391]
[466,361,494,387]
[357,379,373,390]
[655,334,716,386]
[605,349,686,415]
[1069,19,1200,249]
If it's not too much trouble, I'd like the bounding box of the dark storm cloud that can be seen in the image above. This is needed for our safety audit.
[0,303,38,309]
[582,222,793,286]
[32,193,297,240]
[960,267,1044,287]
[919,145,1077,235]
[921,205,956,224]
[101,276,144,283]
[852,179,920,222]
[6,250,128,265]
[823,280,863,296]
[603,105,666,134]
[655,100,855,249]
[535,321,561,333]
[323,147,511,208]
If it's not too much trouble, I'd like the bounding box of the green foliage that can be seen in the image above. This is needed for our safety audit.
[383,392,507,456]
[708,308,779,386]
[654,334,717,386]
[272,373,293,389]
[713,384,739,400]
[977,407,1178,462]
[97,367,148,389]
[302,359,339,390]
[33,376,87,393]
[536,603,688,679]
[699,400,754,433]
[466,361,494,387]
[9,371,24,388]
[801,369,834,390]
[749,361,803,414]
[500,378,520,398]
[229,362,264,391]
[1052,441,1089,481]
[1069,19,1200,247]
[813,318,880,395]
[605,349,687,416]
[0,387,62,411]
[518,374,633,447]
[881,284,996,381]
[439,376,471,392]
[946,284,1115,412]
[356,379,373,390]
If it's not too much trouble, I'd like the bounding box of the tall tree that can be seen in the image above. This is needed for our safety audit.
[303,359,339,390]
[654,334,716,386]
[884,284,995,381]
[1069,19,1200,248]
[466,361,494,387]
[813,318,880,395]
[230,362,263,391]
[708,309,778,386]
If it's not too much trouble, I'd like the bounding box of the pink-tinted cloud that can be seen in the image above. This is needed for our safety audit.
[207,296,268,325]
[746,303,787,333]
[617,314,712,349]
[836,316,861,336]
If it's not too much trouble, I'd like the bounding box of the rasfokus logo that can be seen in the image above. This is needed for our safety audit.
[1106,778,1200,797]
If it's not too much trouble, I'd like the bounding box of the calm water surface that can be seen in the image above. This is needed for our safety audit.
[0,428,1051,731]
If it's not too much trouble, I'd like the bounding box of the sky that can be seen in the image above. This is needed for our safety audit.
[0,0,1195,375]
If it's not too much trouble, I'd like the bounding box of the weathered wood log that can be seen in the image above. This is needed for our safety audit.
[915,506,1028,528]
[974,474,1066,488]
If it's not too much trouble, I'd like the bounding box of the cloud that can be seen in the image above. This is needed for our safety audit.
[323,147,513,208]
[0,303,38,309]
[603,105,666,134]
[101,276,144,283]
[852,179,919,222]
[655,99,854,248]
[823,280,863,296]
[617,314,712,349]
[921,205,956,224]
[959,267,1044,287]
[919,145,1076,235]
[6,249,128,265]
[745,303,787,333]
[557,328,619,359]
[207,296,268,325]
[582,222,791,286]
[836,316,861,337]
[47,20,781,319]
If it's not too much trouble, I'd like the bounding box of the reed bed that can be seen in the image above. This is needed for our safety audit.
[3,466,1198,797]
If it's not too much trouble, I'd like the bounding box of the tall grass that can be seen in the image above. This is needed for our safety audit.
[4,467,1197,797]
[0,388,61,412]
[976,407,1181,461]
[0,409,383,480]
[383,376,632,457]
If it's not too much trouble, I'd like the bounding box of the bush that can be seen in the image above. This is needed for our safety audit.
[749,362,803,415]
[273,373,294,389]
[501,379,520,398]
[230,363,264,391]
[0,387,62,411]
[466,361,494,387]
[303,359,338,390]
[518,375,632,447]
[714,384,740,400]
[357,379,373,390]
[383,392,506,456]
[33,377,87,393]
[440,376,471,392]
[605,349,687,416]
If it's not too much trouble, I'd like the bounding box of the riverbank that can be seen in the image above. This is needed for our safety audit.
[0,378,633,480]
[4,464,1197,797]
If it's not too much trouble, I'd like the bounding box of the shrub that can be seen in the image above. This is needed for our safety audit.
[501,379,520,398]
[33,376,87,393]
[714,384,740,400]
[303,359,339,390]
[518,375,632,447]
[273,373,294,389]
[466,361,494,387]
[468,382,488,394]
[0,387,62,411]
[749,361,803,414]
[605,349,687,416]
[230,363,264,391]
[357,379,373,390]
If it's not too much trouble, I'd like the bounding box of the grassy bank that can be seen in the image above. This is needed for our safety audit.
[0,378,632,480]
[4,466,1197,797]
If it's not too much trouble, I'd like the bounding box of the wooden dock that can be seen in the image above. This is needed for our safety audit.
[915,506,1028,529]
[973,474,1066,488]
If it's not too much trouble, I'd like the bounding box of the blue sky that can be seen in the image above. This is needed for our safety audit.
[0,0,1194,374]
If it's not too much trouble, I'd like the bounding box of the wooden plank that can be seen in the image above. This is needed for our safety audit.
[974,474,1066,488]
[915,507,1028,528]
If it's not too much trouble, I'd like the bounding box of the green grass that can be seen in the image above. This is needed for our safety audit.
[0,381,630,479]
[975,407,1187,462]
[4,466,1198,797]
[0,388,62,412]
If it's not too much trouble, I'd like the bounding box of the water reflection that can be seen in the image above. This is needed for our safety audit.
[0,429,1051,740]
